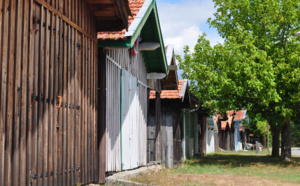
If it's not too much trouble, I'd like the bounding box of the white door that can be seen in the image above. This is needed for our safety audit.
[121,70,139,170]
[206,126,215,154]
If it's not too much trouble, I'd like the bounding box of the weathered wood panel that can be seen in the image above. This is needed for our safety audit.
[105,48,148,172]
[161,112,173,168]
[182,110,199,159]
[121,70,148,170]
[105,54,121,172]
[138,81,148,167]
[0,0,99,185]
[147,100,156,163]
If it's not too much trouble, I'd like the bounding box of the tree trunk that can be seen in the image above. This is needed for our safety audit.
[281,120,291,161]
[271,124,280,157]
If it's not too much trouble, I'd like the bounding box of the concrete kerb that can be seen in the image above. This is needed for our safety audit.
[103,165,162,186]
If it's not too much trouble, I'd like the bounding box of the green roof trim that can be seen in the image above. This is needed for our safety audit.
[98,0,168,75]
[129,0,154,47]
[99,38,131,48]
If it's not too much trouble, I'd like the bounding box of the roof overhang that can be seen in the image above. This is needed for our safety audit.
[87,0,132,32]
[98,0,168,75]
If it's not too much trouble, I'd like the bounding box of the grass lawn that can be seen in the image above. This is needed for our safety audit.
[130,151,300,186]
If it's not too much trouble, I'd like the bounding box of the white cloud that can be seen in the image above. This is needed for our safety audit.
[164,26,202,55]
[157,0,224,57]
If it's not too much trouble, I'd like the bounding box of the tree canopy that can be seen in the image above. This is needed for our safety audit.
[177,0,300,159]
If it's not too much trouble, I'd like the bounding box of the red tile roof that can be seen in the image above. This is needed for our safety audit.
[227,110,246,121]
[97,0,146,40]
[149,80,184,99]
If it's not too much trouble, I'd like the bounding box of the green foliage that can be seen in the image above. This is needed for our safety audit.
[244,112,273,147]
[244,113,268,136]
[291,121,300,147]
[177,0,300,124]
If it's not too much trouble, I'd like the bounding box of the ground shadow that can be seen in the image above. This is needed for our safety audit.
[185,153,300,168]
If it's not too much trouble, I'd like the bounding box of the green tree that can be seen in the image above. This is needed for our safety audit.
[244,113,272,148]
[291,115,300,147]
[177,0,300,160]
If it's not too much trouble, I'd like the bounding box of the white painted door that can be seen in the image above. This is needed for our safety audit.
[121,70,139,170]
[206,124,215,154]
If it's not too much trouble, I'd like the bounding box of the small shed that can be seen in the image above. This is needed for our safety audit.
[98,0,168,173]
[217,116,234,151]
[216,110,247,151]
[205,117,218,154]
[227,110,248,150]
[148,79,199,167]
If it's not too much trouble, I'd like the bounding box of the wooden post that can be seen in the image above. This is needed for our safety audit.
[202,117,206,154]
[255,141,259,154]
[155,90,162,162]
[98,48,106,184]
[267,123,269,152]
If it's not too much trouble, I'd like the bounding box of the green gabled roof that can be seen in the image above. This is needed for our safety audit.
[98,0,168,75]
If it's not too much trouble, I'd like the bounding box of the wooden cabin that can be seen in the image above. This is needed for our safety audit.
[227,110,248,150]
[0,0,130,185]
[147,45,178,165]
[97,0,168,173]
[216,110,246,151]
[204,116,218,154]
[148,79,200,168]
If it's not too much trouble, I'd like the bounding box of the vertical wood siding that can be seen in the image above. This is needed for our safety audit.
[137,79,148,168]
[161,113,173,168]
[105,56,121,172]
[0,0,99,185]
[183,111,198,159]
[105,49,148,171]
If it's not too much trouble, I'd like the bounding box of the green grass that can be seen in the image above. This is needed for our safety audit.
[130,151,300,185]
[171,151,300,184]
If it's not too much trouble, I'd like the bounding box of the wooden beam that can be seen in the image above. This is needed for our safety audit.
[116,0,129,29]
[139,42,160,51]
[147,73,166,80]
[167,65,177,71]
[95,21,125,31]
[161,83,178,87]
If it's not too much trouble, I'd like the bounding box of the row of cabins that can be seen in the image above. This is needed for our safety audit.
[0,0,248,185]
[203,110,249,154]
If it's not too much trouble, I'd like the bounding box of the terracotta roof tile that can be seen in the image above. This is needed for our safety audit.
[227,110,246,121]
[97,0,146,40]
[149,80,184,99]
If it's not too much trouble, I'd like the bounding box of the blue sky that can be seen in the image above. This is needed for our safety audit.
[156,0,224,79]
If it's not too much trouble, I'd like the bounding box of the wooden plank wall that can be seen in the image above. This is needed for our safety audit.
[105,48,148,172]
[0,0,99,185]
[105,55,121,172]
[147,100,156,163]
[137,81,148,168]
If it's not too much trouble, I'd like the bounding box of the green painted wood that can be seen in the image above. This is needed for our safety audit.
[98,0,168,75]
